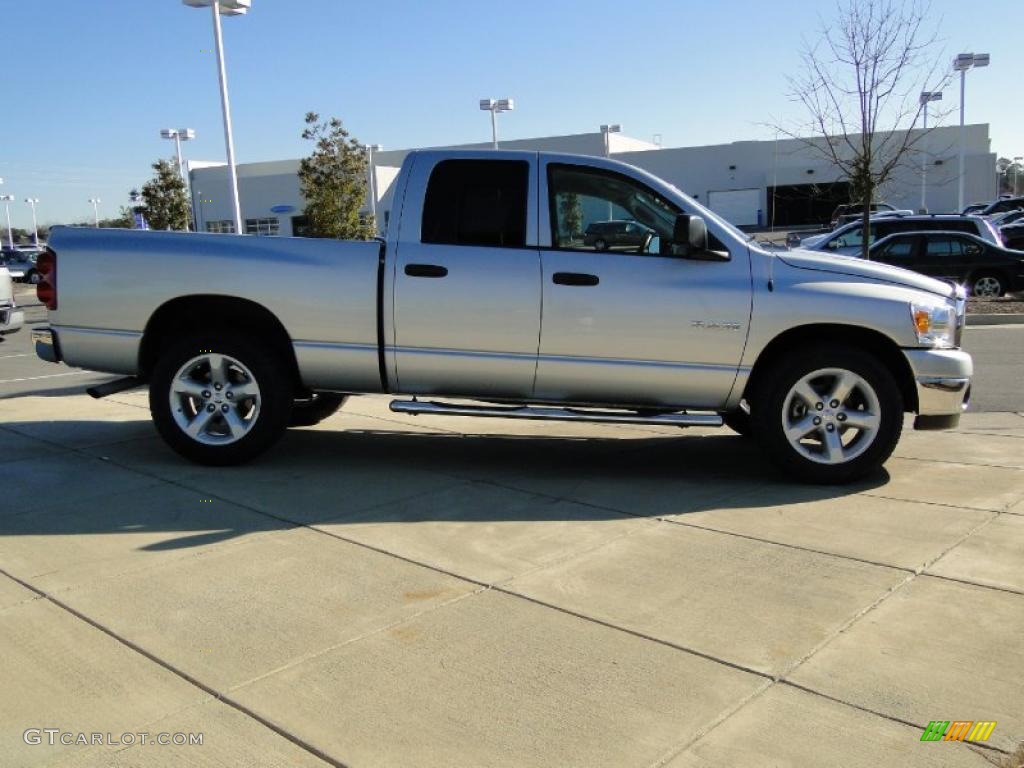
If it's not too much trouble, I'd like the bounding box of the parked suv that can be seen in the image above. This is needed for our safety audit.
[804,214,1001,256]
[868,231,1024,297]
[1,265,25,337]
[582,220,654,251]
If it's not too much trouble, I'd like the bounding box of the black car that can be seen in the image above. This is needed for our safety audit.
[867,231,1024,297]
[582,220,654,251]
[981,197,1024,217]
[1001,223,1024,252]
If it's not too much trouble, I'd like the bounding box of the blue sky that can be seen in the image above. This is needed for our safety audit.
[2,0,1020,228]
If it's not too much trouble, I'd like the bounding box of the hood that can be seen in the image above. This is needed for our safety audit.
[779,248,956,299]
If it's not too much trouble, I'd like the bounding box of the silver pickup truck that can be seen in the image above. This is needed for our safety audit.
[33,150,972,483]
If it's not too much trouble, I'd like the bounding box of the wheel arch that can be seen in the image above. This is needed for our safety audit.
[139,295,301,387]
[743,324,918,412]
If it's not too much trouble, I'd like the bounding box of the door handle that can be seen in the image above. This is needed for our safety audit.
[552,272,599,286]
[404,264,448,278]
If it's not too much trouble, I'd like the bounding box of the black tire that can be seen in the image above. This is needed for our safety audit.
[723,408,753,437]
[149,331,293,465]
[750,345,903,484]
[969,272,1005,298]
[594,238,608,251]
[288,392,348,427]
[26,270,40,285]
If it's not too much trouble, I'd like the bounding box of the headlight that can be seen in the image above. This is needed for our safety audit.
[911,302,956,348]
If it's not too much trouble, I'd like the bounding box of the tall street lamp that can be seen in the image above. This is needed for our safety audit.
[160,128,196,186]
[24,198,40,246]
[479,98,514,149]
[0,194,14,249]
[88,198,102,227]
[600,124,622,158]
[365,144,382,228]
[953,52,989,211]
[183,0,250,234]
[919,91,942,212]
[161,128,196,231]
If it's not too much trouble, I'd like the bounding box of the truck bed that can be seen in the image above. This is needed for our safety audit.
[47,227,384,392]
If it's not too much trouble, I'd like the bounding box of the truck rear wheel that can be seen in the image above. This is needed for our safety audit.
[150,332,293,465]
[751,345,903,484]
[288,392,348,427]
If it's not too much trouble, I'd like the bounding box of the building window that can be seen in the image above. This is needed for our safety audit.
[291,215,312,237]
[245,217,280,236]
[205,220,236,234]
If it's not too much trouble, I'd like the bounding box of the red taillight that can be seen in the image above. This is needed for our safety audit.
[36,249,56,310]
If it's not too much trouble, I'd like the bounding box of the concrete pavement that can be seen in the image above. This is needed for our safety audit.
[1,391,1022,767]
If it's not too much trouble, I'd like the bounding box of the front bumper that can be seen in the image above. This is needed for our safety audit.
[903,347,972,430]
[0,306,24,335]
[32,326,62,363]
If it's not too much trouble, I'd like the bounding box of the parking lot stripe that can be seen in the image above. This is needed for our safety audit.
[0,371,91,384]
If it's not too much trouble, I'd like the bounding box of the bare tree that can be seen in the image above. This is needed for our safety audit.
[783,0,948,258]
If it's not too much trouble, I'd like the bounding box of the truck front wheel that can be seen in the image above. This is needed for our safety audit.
[751,345,903,484]
[150,332,293,465]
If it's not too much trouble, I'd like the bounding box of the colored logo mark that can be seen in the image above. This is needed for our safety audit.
[920,720,996,742]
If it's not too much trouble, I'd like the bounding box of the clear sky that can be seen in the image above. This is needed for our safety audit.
[2,0,1020,229]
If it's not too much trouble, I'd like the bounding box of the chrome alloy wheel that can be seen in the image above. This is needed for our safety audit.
[781,367,881,465]
[972,276,1002,298]
[169,353,261,446]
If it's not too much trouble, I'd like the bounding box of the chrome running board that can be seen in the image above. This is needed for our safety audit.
[389,399,723,427]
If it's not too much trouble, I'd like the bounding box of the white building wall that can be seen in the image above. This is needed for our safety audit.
[190,124,994,235]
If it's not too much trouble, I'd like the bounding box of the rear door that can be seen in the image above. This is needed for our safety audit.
[390,154,542,398]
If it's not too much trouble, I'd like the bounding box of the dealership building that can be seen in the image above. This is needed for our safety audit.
[188,123,996,237]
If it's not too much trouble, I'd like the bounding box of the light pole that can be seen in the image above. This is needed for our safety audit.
[1014,156,1023,196]
[24,198,40,246]
[365,144,382,230]
[183,0,250,234]
[600,124,622,158]
[88,198,102,227]
[160,128,196,186]
[161,128,196,231]
[953,53,989,211]
[479,98,514,149]
[0,194,14,249]
[919,91,942,212]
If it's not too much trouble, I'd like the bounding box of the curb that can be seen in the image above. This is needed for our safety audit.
[966,314,1024,326]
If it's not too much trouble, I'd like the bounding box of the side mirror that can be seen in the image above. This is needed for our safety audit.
[671,214,728,261]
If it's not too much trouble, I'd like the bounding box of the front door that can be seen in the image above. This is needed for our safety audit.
[533,160,751,409]
[391,155,542,398]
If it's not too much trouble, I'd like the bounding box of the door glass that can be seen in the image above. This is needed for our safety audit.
[421,159,529,247]
[548,164,679,254]
[925,238,955,257]
[877,239,913,262]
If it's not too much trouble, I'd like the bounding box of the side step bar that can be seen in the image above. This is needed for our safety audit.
[389,399,723,427]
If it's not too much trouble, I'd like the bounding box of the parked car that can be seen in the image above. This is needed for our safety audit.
[867,231,1024,297]
[829,202,897,228]
[1000,223,1024,252]
[961,202,989,215]
[33,150,972,483]
[803,214,1002,256]
[0,247,43,283]
[981,196,1024,217]
[0,265,25,337]
[582,220,655,251]
[990,208,1024,228]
